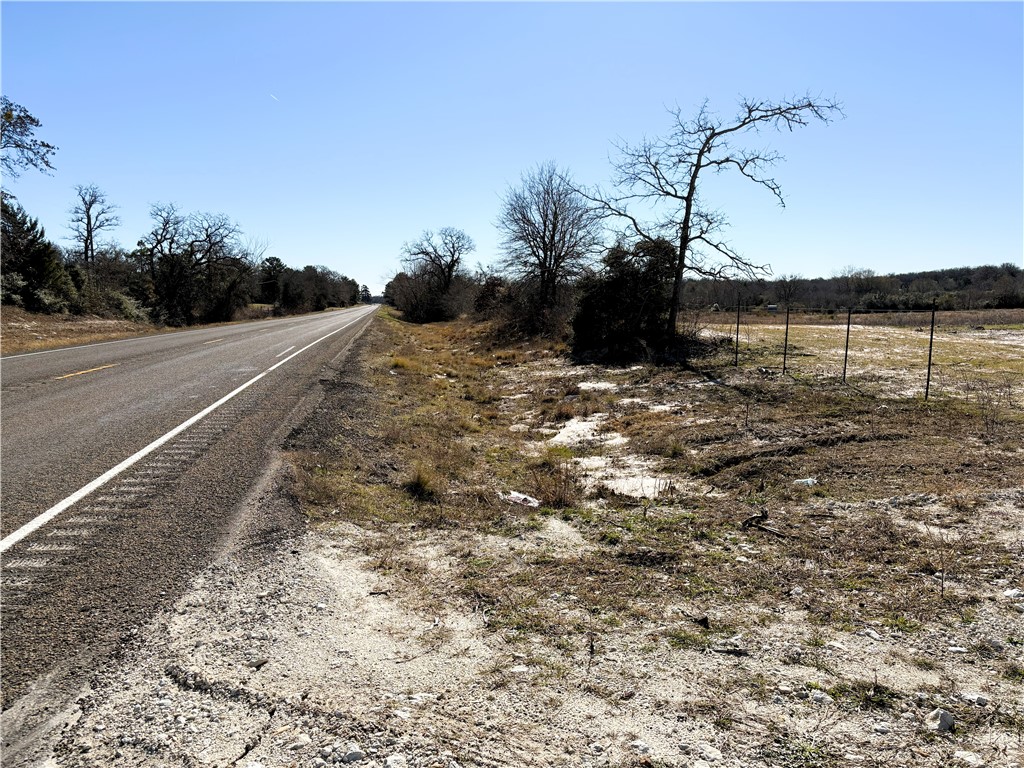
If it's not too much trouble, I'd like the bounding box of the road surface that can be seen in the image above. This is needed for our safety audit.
[0,305,377,759]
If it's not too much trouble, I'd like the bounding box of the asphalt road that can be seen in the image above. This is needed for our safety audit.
[0,305,377,758]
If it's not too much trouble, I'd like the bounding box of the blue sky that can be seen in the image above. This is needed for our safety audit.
[3,2,1021,294]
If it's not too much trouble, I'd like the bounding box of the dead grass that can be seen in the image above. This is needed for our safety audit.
[1,306,163,354]
[296,311,1022,636]
[287,307,1023,763]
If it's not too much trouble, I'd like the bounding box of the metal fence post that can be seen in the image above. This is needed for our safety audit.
[925,303,937,400]
[842,307,852,384]
[782,305,791,375]
[734,295,741,366]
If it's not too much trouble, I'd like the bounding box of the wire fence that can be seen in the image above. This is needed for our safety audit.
[703,306,1024,407]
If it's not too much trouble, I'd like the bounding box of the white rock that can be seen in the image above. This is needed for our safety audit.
[509,665,530,674]
[590,743,605,754]
[925,708,955,732]
[629,740,650,754]
[384,756,408,768]
[393,709,411,720]
[861,629,883,641]
[286,733,311,750]
[948,646,969,654]
[789,587,804,597]
[872,723,890,734]
[691,761,712,768]
[811,691,834,705]
[953,751,986,767]
[698,743,722,761]
[1002,588,1023,599]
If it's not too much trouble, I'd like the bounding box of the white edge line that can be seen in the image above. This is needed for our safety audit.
[0,312,368,553]
[276,345,296,357]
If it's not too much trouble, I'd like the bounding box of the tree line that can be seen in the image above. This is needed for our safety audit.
[1,97,367,326]
[683,264,1024,313]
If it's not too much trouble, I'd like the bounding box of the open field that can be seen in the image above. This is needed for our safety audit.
[706,309,1024,404]
[48,310,1023,767]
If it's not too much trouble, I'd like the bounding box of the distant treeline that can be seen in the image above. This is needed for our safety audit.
[682,263,1024,312]
[1,195,367,326]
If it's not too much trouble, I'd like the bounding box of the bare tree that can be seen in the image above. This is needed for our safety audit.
[69,184,120,265]
[1,96,57,181]
[775,273,804,306]
[137,204,252,324]
[401,227,475,292]
[584,94,841,338]
[496,162,602,308]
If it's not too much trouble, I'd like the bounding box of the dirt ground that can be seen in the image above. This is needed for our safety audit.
[33,311,1024,768]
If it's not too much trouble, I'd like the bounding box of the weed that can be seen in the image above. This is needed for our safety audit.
[404,463,440,502]
[758,733,838,768]
[830,677,900,710]
[529,449,581,508]
[664,627,708,651]
[1003,662,1024,684]
[882,613,923,633]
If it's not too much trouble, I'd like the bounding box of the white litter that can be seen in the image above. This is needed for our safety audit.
[499,491,541,508]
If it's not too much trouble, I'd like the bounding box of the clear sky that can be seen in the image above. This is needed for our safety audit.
[3,2,1021,294]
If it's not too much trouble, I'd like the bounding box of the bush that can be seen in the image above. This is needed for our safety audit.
[572,239,676,362]
[1,272,26,306]
[31,287,70,314]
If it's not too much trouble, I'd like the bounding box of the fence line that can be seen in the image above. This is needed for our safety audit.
[712,306,1023,403]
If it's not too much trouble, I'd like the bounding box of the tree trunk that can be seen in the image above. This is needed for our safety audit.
[666,228,688,339]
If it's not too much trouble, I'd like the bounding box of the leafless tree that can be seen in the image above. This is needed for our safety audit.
[1,97,57,182]
[69,184,120,265]
[583,94,842,338]
[496,162,602,308]
[775,273,804,306]
[137,204,251,324]
[401,227,475,293]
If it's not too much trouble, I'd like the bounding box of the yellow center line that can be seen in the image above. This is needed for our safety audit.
[202,338,224,345]
[54,363,120,380]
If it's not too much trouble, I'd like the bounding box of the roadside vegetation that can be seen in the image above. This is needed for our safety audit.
[289,307,1023,764]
